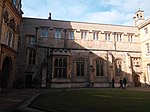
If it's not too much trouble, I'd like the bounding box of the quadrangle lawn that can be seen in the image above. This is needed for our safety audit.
[30,88,150,112]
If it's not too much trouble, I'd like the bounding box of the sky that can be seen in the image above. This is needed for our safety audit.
[22,0,150,26]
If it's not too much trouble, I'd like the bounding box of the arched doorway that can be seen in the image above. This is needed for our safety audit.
[1,57,12,88]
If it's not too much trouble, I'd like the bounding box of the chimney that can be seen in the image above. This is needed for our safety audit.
[48,12,51,20]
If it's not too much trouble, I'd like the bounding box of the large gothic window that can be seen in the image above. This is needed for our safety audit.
[76,58,85,76]
[54,58,67,78]
[115,59,122,76]
[96,59,104,76]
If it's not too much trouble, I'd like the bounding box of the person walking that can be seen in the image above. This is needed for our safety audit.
[112,78,115,88]
[119,78,123,89]
[123,77,127,89]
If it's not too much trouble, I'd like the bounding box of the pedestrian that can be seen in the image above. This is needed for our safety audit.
[123,77,127,89]
[119,78,123,89]
[112,78,115,88]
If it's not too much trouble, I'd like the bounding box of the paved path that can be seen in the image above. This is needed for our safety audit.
[0,87,150,112]
[0,89,53,112]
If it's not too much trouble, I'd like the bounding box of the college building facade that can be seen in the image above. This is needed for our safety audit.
[16,10,149,88]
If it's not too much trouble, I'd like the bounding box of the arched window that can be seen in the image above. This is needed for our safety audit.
[115,59,122,76]
[147,64,150,83]
[96,59,104,76]
[76,58,85,76]
[54,58,67,78]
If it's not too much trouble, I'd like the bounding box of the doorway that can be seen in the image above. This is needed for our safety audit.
[133,73,141,87]
[26,74,33,88]
[1,57,12,88]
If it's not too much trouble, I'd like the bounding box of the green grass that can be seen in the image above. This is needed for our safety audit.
[30,88,150,112]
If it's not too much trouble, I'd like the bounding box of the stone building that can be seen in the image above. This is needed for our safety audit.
[137,11,150,86]
[0,0,22,88]
[16,10,145,88]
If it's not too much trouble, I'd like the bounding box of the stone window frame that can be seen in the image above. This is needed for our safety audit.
[53,57,68,78]
[54,28,62,39]
[104,32,111,41]
[40,27,49,38]
[115,59,122,76]
[26,35,36,46]
[67,30,75,40]
[76,58,85,76]
[93,31,99,40]
[81,30,87,40]
[128,34,133,42]
[27,48,36,65]
[96,58,104,76]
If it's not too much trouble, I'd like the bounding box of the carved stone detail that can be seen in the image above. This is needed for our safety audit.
[3,10,9,23]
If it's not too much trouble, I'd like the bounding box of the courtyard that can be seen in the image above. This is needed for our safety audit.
[30,88,150,112]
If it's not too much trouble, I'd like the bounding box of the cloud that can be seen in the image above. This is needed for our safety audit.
[83,9,134,25]
[22,0,150,25]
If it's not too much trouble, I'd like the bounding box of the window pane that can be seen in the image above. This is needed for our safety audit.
[54,68,58,78]
[33,51,36,58]
[63,68,67,78]
[55,58,58,66]
[59,68,62,78]
[55,29,61,38]
[81,63,84,76]
[96,63,99,76]
[28,49,36,65]
[76,63,80,76]
[68,31,74,39]
[54,57,68,78]
[59,59,62,67]
[31,36,35,45]
[101,64,104,76]
[41,28,48,37]
[63,59,67,67]
[33,59,36,65]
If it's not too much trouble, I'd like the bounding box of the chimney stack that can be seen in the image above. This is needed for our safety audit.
[48,12,51,20]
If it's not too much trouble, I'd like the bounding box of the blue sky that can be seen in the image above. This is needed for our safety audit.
[22,0,150,25]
